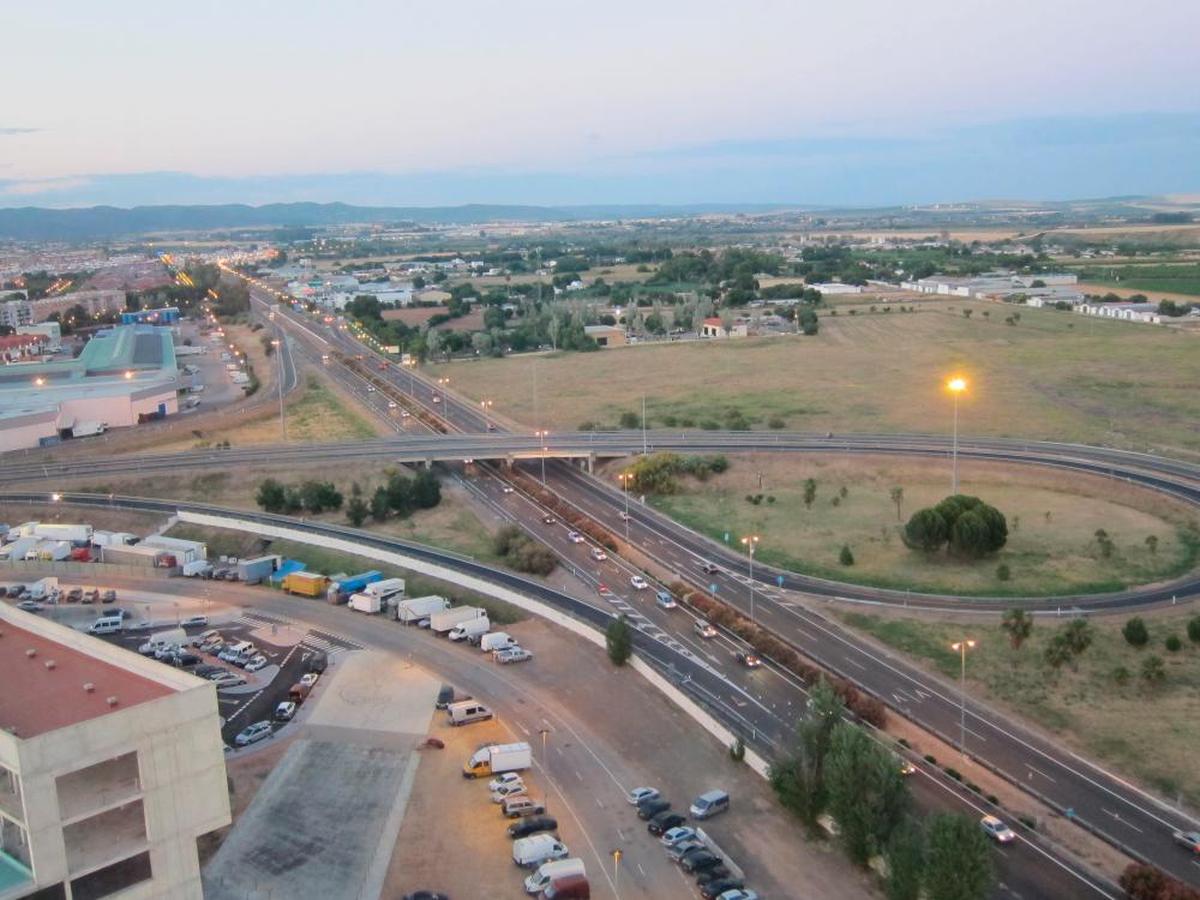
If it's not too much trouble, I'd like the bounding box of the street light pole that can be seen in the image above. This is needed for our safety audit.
[273,336,286,441]
[950,638,976,757]
[535,430,548,484]
[612,850,622,899]
[619,473,631,541]
[741,535,759,622]
[947,377,966,494]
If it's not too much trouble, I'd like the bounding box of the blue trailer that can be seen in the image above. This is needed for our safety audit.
[333,570,383,596]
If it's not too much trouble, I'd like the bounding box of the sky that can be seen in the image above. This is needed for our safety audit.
[3,0,1199,208]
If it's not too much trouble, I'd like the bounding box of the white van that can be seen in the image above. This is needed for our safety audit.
[689,789,730,820]
[87,617,123,636]
[479,632,516,653]
[512,833,569,869]
[524,858,585,894]
[447,700,493,726]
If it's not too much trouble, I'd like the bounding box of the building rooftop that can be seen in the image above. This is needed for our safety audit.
[0,611,178,739]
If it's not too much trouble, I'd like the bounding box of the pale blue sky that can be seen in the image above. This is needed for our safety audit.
[3,0,1199,207]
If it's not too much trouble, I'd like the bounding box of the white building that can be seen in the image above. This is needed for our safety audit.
[0,605,230,899]
[809,282,863,295]
[1075,302,1162,325]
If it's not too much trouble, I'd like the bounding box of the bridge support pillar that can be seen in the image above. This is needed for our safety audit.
[504,454,514,470]
[423,457,433,470]
[587,453,596,475]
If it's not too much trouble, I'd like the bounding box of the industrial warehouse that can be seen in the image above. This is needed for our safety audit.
[0,325,180,452]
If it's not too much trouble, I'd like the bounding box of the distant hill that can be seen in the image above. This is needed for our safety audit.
[0,202,790,242]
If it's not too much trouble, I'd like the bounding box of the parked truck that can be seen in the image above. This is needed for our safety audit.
[363,576,405,599]
[463,741,532,779]
[448,616,490,643]
[33,523,93,546]
[283,571,328,597]
[182,559,214,578]
[334,570,384,596]
[480,632,517,653]
[0,537,39,561]
[70,421,108,438]
[26,577,59,601]
[395,594,449,624]
[429,606,487,635]
[349,592,382,614]
[91,530,135,548]
[29,540,71,561]
[237,555,281,585]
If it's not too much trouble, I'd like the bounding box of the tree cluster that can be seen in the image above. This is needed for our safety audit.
[369,469,443,523]
[903,495,1008,558]
[492,525,557,575]
[621,453,729,494]
[255,478,344,515]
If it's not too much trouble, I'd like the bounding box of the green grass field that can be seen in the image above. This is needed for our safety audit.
[430,301,1200,456]
[630,454,1198,596]
[839,608,1200,806]
[1074,263,1200,297]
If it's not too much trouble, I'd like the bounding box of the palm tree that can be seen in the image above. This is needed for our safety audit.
[1001,608,1033,651]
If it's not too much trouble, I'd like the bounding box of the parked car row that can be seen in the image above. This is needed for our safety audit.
[6,581,117,609]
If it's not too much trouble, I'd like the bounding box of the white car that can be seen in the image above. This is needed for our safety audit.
[501,485,514,494]
[590,547,608,562]
[387,400,398,409]
[491,781,528,803]
[180,615,208,628]
[694,620,718,639]
[211,673,247,688]
[566,531,585,544]
[717,892,759,900]
[660,825,697,847]
[980,815,1016,844]
[628,786,660,806]
[494,647,533,664]
[275,701,297,721]
[630,575,649,590]
[244,655,269,673]
[234,721,272,746]
[366,385,376,392]
[300,672,320,689]
[489,772,524,792]
[432,395,442,403]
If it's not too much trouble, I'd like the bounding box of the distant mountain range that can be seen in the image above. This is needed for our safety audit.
[0,202,792,242]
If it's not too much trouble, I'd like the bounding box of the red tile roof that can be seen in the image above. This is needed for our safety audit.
[0,619,175,739]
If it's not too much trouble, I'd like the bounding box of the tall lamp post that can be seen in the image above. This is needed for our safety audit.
[534,430,549,484]
[272,338,286,440]
[740,535,760,622]
[612,849,622,899]
[617,473,632,540]
[947,376,967,493]
[538,725,551,813]
[950,638,976,757]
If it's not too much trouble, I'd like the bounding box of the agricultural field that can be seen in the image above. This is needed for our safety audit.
[839,606,1200,807]
[430,300,1200,456]
[1073,262,1200,297]
[618,453,1199,596]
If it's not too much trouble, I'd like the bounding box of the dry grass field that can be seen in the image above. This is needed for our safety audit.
[630,453,1197,596]
[839,606,1200,807]
[430,300,1200,456]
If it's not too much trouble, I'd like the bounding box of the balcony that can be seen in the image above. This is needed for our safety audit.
[62,801,147,878]
[0,767,21,825]
[55,753,140,825]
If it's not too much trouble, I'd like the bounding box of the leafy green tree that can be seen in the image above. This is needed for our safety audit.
[1094,528,1114,559]
[770,679,845,829]
[884,819,925,900]
[923,813,995,900]
[387,473,414,515]
[1144,534,1158,556]
[299,480,343,514]
[799,307,819,335]
[904,508,948,552]
[839,544,855,566]
[803,478,817,508]
[255,478,288,513]
[1001,608,1033,651]
[346,496,368,527]
[412,469,442,509]
[1043,634,1073,671]
[1123,617,1150,647]
[824,723,910,866]
[1188,616,1200,645]
[370,486,391,522]
[606,615,632,666]
[1165,635,1182,652]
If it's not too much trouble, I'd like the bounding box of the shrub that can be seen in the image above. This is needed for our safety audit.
[606,615,633,666]
[996,563,1011,581]
[839,544,855,566]
[1123,617,1150,647]
[986,794,999,806]
[1165,635,1183,653]
[1188,616,1200,644]
[1112,666,1131,685]
[944,767,963,782]
[768,416,786,429]
[923,755,937,765]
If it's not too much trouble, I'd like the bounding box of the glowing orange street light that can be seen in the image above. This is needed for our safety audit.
[950,638,977,756]
[946,376,968,492]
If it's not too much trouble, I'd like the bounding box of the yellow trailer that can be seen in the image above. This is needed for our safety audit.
[283,571,328,597]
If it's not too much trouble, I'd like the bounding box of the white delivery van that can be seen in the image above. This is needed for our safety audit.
[525,858,585,895]
[512,833,569,869]
[480,632,516,653]
[447,700,493,726]
[87,616,124,635]
[448,616,490,643]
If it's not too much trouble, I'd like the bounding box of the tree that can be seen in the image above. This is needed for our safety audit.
[923,813,995,900]
[346,495,368,527]
[1043,634,1073,671]
[1188,616,1200,645]
[606,615,632,666]
[299,480,342,514]
[1094,528,1114,559]
[1062,618,1094,658]
[255,478,288,513]
[370,486,391,522]
[825,722,910,865]
[904,508,948,552]
[1123,617,1150,648]
[1001,608,1033,651]
[1144,534,1158,556]
[770,679,844,829]
[803,478,817,508]
[884,819,925,900]
[889,486,904,522]
[412,469,442,509]
[839,544,855,566]
[1141,654,1167,689]
[799,307,819,335]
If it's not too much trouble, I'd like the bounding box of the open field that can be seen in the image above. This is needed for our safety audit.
[621,453,1199,596]
[448,262,655,289]
[1077,282,1200,304]
[1073,263,1200,298]
[838,605,1200,807]
[430,300,1200,456]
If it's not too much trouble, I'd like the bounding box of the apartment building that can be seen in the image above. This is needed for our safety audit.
[0,606,230,900]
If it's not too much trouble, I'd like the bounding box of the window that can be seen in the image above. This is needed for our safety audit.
[70,851,152,900]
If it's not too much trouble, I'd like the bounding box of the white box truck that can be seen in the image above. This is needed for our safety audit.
[429,606,486,635]
[396,594,449,624]
[71,421,107,438]
[33,523,93,545]
[364,577,406,600]
[462,741,532,779]
[513,834,569,869]
[525,859,586,895]
[448,616,490,643]
[480,632,517,653]
[349,592,382,614]
[182,560,214,577]
[27,577,59,601]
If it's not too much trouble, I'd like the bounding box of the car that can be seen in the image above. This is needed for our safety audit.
[234,721,272,746]
[656,591,677,610]
[400,410,411,418]
[416,617,431,629]
[628,786,661,806]
[494,647,533,664]
[5,585,25,598]
[65,588,83,603]
[590,547,608,562]
[698,560,721,575]
[154,643,182,661]
[491,781,528,803]
[666,839,706,862]
[402,892,449,900]
[102,589,117,603]
[694,619,718,639]
[300,672,320,689]
[630,575,649,590]
[199,637,225,654]
[660,825,697,847]
[542,514,556,525]
[275,701,297,721]
[680,849,723,874]
[387,400,398,409]
[489,772,525,792]
[716,891,759,900]
[502,796,547,819]
[244,655,269,673]
[106,607,131,621]
[696,867,734,887]
[81,588,100,604]
[566,530,585,544]
[619,511,631,521]
[180,615,208,628]
[217,646,240,662]
[701,879,746,899]
[16,600,42,612]
[366,385,376,392]
[501,485,515,494]
[1172,830,1200,854]
[637,797,671,820]
[980,815,1016,844]
[648,811,687,836]
[212,674,247,689]
[307,651,328,674]
[195,664,223,677]
[899,760,917,776]
[192,628,221,647]
[735,652,762,668]
[166,652,200,668]
[507,815,558,839]
[432,395,441,403]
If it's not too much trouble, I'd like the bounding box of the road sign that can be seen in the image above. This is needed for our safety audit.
[709,583,718,595]
[777,575,785,588]
[723,532,730,543]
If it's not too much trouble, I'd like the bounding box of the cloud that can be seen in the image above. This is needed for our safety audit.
[0,176,91,197]
[0,127,40,136]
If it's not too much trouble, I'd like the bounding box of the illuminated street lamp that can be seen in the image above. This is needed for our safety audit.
[481,398,494,429]
[950,638,977,757]
[946,376,967,493]
[741,535,760,622]
[534,430,549,484]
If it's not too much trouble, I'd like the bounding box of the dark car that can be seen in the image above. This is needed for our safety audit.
[699,876,744,898]
[435,684,455,710]
[402,893,448,900]
[102,589,117,603]
[680,849,723,874]
[167,652,201,668]
[194,664,223,677]
[507,815,558,839]
[637,797,671,820]
[648,811,686,836]
[696,866,732,885]
[6,585,25,598]
[307,650,328,674]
